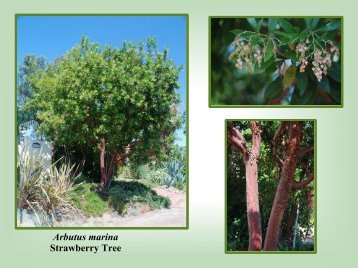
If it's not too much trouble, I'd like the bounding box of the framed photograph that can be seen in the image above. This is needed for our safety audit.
[210,17,342,107]
[16,14,188,229]
[226,120,316,253]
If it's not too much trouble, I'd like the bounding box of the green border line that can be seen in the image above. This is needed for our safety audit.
[224,119,317,254]
[15,13,189,230]
[209,16,343,108]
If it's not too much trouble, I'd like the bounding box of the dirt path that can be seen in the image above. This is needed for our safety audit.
[78,187,186,227]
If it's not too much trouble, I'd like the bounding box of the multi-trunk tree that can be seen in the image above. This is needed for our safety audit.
[23,36,183,189]
[227,121,315,251]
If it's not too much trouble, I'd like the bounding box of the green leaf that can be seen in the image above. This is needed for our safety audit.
[264,78,282,102]
[264,41,274,61]
[317,76,330,94]
[289,33,300,42]
[230,29,245,36]
[264,50,274,62]
[290,87,300,104]
[292,84,318,105]
[304,18,320,30]
[299,29,309,42]
[282,65,297,89]
[262,56,275,70]
[273,31,292,44]
[328,78,341,103]
[300,85,318,105]
[273,30,291,38]
[256,18,264,32]
[316,21,341,33]
[265,61,279,74]
[247,18,258,31]
[249,36,261,46]
[278,18,297,33]
[268,18,278,33]
[296,71,308,95]
[328,62,341,82]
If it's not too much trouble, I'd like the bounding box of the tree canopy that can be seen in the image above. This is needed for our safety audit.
[17,55,47,106]
[23,36,183,187]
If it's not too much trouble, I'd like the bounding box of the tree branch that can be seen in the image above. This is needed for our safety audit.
[227,123,248,157]
[122,138,142,158]
[227,133,247,157]
[292,173,314,189]
[297,146,314,158]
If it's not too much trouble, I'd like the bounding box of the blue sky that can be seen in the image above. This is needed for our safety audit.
[17,15,187,146]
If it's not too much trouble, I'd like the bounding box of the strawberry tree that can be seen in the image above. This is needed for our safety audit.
[228,18,341,105]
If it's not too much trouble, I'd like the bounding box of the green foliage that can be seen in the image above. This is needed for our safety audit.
[108,181,171,215]
[17,55,47,106]
[69,182,109,217]
[163,159,186,189]
[264,77,282,102]
[121,145,187,190]
[134,164,168,186]
[211,18,341,105]
[23,36,183,174]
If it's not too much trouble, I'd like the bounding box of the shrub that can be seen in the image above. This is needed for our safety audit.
[69,183,109,217]
[17,151,78,226]
[132,164,168,186]
[108,181,171,215]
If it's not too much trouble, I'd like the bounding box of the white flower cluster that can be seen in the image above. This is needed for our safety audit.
[296,40,339,82]
[296,43,309,73]
[230,36,270,72]
[230,33,340,82]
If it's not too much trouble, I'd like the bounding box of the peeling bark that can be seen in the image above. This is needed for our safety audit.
[228,121,262,251]
[264,122,302,251]
[245,159,262,250]
[98,137,117,189]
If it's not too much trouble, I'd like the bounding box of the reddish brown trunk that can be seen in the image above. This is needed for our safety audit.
[98,137,117,189]
[104,153,117,188]
[306,189,315,209]
[227,121,262,251]
[99,138,107,186]
[245,159,262,251]
[264,122,302,251]
[116,154,124,170]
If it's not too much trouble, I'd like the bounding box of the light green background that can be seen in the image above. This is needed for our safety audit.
[1,0,357,267]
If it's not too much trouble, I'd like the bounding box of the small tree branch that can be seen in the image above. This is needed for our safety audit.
[227,123,248,157]
[297,146,314,158]
[292,173,314,189]
[227,133,248,157]
[118,137,142,159]
[228,123,247,145]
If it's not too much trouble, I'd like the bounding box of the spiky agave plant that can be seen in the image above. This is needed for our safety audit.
[163,160,186,188]
[17,149,79,226]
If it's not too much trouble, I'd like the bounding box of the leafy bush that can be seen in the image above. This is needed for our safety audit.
[17,151,78,226]
[108,181,171,215]
[69,182,109,217]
